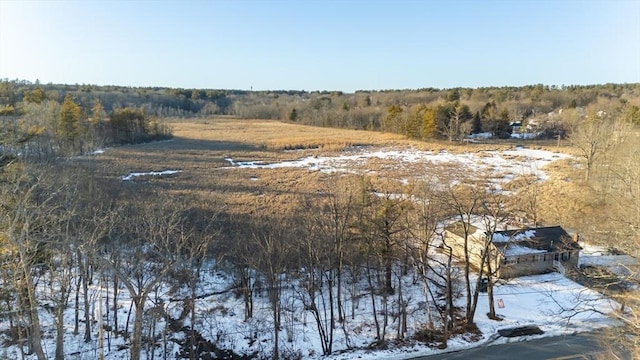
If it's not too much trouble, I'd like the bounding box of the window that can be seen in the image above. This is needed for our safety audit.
[533,254,544,262]
[504,257,517,265]
[561,252,571,261]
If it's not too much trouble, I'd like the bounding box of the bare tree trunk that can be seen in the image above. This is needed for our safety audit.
[104,273,111,351]
[82,256,92,342]
[463,232,473,322]
[113,265,119,338]
[487,259,496,319]
[336,246,344,323]
[396,276,405,340]
[366,262,381,342]
[98,278,105,360]
[26,281,46,360]
[326,271,335,354]
[271,282,281,360]
[55,304,65,360]
[18,252,46,360]
[74,266,81,335]
[444,243,455,347]
[130,298,145,360]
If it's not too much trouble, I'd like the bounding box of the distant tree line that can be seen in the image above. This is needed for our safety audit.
[0,82,172,160]
[2,80,639,127]
[2,79,640,164]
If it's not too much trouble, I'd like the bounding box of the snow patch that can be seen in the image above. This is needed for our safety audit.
[120,169,182,181]
[492,230,537,242]
[503,244,547,256]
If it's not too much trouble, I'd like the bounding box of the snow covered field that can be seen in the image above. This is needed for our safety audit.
[224,145,570,182]
[1,259,619,360]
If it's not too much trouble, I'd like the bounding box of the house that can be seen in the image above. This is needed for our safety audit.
[443,222,580,278]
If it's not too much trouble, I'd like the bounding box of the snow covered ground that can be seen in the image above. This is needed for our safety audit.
[120,169,182,181]
[224,145,570,183]
[0,260,619,360]
[3,145,624,360]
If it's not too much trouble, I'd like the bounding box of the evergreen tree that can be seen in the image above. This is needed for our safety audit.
[471,111,482,134]
[288,108,298,121]
[382,105,403,133]
[403,105,423,138]
[23,87,47,104]
[57,94,82,149]
[89,99,105,125]
[420,106,437,139]
[481,101,497,122]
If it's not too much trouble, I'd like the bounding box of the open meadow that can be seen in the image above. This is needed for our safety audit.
[93,117,580,221]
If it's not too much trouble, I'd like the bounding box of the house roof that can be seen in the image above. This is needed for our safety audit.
[491,226,580,256]
[444,221,580,257]
[444,222,481,239]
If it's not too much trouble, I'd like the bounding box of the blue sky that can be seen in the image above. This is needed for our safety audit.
[1,0,639,92]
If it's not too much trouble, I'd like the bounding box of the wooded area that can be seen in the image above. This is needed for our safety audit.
[2,80,640,143]
[0,80,638,359]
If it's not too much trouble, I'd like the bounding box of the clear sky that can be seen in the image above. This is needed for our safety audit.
[1,0,639,92]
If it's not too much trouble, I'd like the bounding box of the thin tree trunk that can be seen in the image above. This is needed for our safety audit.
[463,233,472,321]
[104,274,111,351]
[326,272,334,354]
[272,289,280,360]
[125,300,133,340]
[487,260,496,318]
[82,257,92,342]
[113,271,119,338]
[73,266,81,335]
[366,263,381,341]
[445,244,454,347]
[98,278,104,360]
[20,258,46,360]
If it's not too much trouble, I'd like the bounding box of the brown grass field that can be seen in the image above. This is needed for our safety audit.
[92,117,585,224]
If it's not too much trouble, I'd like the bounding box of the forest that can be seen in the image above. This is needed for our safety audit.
[2,80,640,141]
[0,80,639,360]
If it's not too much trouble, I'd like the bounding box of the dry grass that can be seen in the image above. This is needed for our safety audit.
[93,119,414,214]
[172,118,411,152]
[90,117,579,217]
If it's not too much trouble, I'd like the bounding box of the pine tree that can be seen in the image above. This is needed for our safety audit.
[23,87,46,104]
[471,111,482,134]
[288,108,298,121]
[420,107,437,139]
[382,105,403,133]
[89,99,105,125]
[57,94,82,147]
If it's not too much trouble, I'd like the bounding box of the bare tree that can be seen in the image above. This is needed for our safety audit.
[438,175,484,326]
[566,111,630,182]
[249,214,296,360]
[0,165,55,360]
[99,195,198,360]
[297,202,336,355]
[318,177,356,324]
[478,185,511,320]
[174,205,218,360]
[547,123,640,360]
[441,103,472,142]
[407,175,446,331]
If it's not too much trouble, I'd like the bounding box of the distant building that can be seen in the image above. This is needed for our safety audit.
[443,222,580,278]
